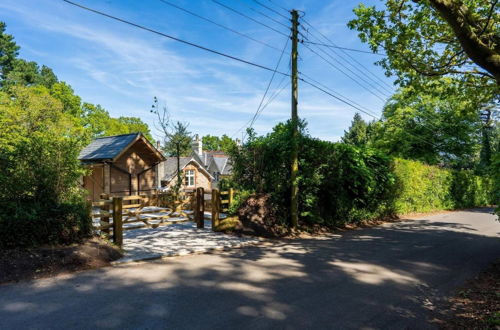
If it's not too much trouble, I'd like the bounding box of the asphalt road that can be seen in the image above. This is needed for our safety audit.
[1,209,499,329]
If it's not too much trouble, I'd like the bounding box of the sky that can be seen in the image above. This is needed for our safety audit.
[0,0,394,142]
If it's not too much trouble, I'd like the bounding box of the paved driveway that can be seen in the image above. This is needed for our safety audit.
[0,209,499,329]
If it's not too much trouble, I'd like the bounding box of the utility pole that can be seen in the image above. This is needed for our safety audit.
[290,10,299,228]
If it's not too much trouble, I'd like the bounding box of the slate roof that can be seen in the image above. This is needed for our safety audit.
[161,157,194,181]
[192,150,232,177]
[79,133,140,161]
[78,133,141,161]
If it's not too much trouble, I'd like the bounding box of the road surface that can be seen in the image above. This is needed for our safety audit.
[1,208,499,329]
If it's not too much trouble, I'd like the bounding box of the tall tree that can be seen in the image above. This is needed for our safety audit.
[342,113,369,147]
[0,22,19,81]
[151,97,192,193]
[348,0,500,89]
[370,80,483,167]
[202,135,220,151]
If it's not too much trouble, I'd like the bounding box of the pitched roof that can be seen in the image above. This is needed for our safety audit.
[160,157,214,181]
[78,133,165,162]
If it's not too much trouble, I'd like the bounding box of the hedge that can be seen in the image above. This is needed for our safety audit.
[229,122,493,227]
[393,159,493,214]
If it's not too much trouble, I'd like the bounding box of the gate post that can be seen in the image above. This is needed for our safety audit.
[112,197,123,247]
[100,193,110,236]
[196,187,205,228]
[211,189,220,231]
[229,188,234,206]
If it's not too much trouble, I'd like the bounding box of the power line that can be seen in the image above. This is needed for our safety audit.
[158,0,283,53]
[232,69,290,138]
[62,0,291,77]
[210,0,289,37]
[302,40,386,56]
[247,35,290,133]
[244,3,290,30]
[299,29,393,95]
[265,0,290,14]
[302,43,389,102]
[300,77,439,148]
[299,17,393,91]
[250,0,290,20]
[303,41,392,98]
[299,71,380,118]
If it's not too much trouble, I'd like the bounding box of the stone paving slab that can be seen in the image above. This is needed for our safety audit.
[114,220,262,264]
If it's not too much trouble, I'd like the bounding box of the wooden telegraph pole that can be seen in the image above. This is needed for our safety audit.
[290,10,299,228]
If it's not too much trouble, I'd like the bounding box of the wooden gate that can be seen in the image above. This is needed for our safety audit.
[91,189,234,246]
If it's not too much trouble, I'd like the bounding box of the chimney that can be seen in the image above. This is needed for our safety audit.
[235,138,241,147]
[192,134,202,156]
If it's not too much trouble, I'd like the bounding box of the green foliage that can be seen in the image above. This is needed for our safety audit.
[368,81,484,168]
[228,190,252,215]
[347,0,499,89]
[201,134,237,152]
[231,121,397,225]
[0,22,154,248]
[393,159,492,214]
[82,102,153,141]
[231,121,493,227]
[162,121,192,157]
[492,153,500,219]
[342,113,369,147]
[0,86,91,248]
[0,22,19,80]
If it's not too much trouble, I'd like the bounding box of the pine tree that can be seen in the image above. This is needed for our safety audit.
[342,113,368,147]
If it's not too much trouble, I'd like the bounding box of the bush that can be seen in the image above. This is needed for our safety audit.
[231,122,397,226]
[0,86,92,248]
[393,159,492,214]
[230,121,493,228]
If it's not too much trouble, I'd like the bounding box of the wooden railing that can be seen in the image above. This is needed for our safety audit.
[91,188,234,247]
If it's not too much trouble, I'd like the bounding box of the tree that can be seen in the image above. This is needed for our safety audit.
[0,22,19,81]
[82,103,153,141]
[220,134,237,153]
[342,113,369,147]
[0,85,91,247]
[202,135,220,151]
[201,134,236,152]
[348,0,500,89]
[151,97,192,193]
[369,80,483,167]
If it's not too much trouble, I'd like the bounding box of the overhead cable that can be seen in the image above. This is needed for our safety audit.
[62,0,291,76]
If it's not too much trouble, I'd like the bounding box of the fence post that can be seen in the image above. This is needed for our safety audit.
[211,189,220,231]
[228,188,234,207]
[112,197,123,247]
[196,187,205,228]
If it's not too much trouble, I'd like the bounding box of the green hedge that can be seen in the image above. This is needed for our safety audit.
[393,159,492,214]
[230,122,493,227]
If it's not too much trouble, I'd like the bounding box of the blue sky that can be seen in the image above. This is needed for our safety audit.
[0,0,394,142]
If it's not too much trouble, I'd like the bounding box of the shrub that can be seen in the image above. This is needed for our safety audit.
[230,121,493,228]
[231,122,397,226]
[0,86,92,248]
[393,159,492,214]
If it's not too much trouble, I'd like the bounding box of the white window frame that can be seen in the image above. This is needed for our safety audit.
[184,169,195,187]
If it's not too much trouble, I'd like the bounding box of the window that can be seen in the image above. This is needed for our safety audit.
[184,169,195,186]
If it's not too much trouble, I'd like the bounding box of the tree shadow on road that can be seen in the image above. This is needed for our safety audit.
[0,209,499,329]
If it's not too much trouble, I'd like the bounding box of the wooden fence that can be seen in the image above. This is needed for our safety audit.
[91,188,234,247]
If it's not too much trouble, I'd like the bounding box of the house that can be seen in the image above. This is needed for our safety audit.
[79,133,165,201]
[157,135,233,191]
